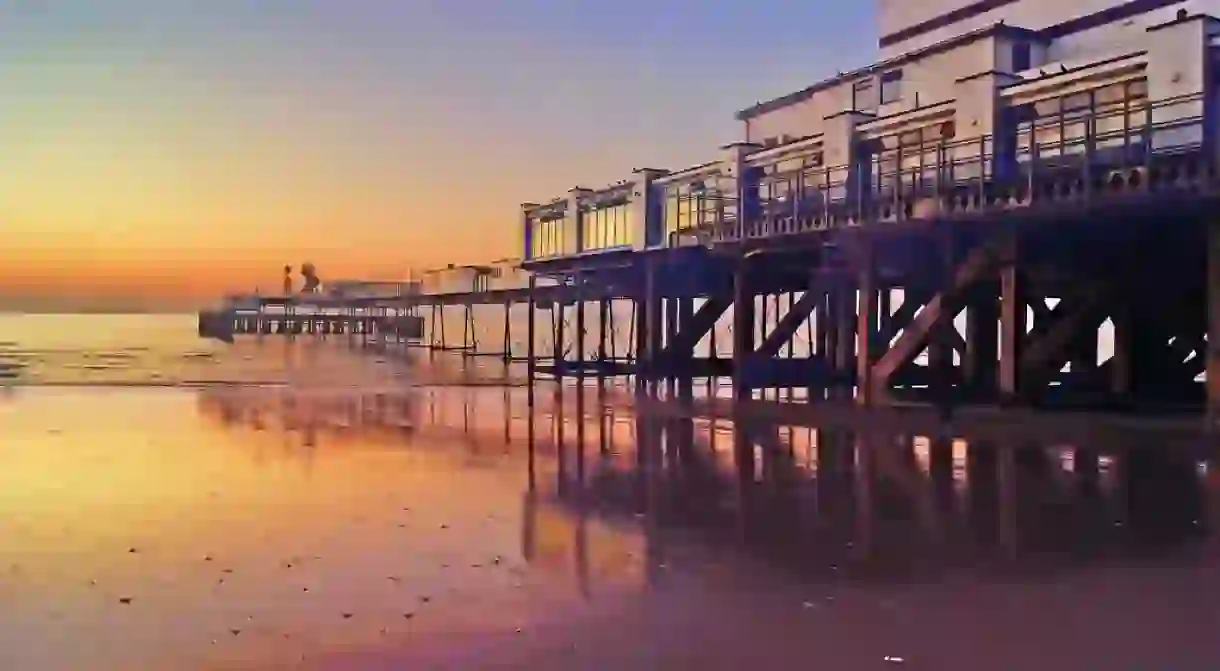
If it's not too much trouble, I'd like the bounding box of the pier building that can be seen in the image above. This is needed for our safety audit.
[513,0,1220,421]
[202,0,1220,431]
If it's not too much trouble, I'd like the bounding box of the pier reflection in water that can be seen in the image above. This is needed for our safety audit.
[199,380,1220,669]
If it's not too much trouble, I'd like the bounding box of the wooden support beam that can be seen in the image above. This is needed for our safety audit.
[834,283,856,398]
[999,237,1025,402]
[647,267,664,388]
[1208,218,1220,426]
[1111,300,1133,396]
[634,259,654,394]
[857,243,879,405]
[677,297,695,401]
[664,295,678,392]
[575,279,586,382]
[870,235,1006,389]
[824,290,840,375]
[928,229,958,402]
[963,282,1000,399]
[527,275,538,407]
[662,296,730,356]
[732,261,755,402]
[878,288,927,344]
[755,280,825,358]
[1019,284,1110,393]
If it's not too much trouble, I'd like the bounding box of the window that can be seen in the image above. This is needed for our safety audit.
[853,78,878,111]
[1012,42,1032,72]
[581,203,631,250]
[1063,92,1091,111]
[1062,92,1092,120]
[880,70,903,105]
[665,193,680,235]
[531,216,567,258]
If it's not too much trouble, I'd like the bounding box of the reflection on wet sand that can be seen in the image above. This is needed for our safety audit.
[200,381,1220,669]
[3,382,1217,669]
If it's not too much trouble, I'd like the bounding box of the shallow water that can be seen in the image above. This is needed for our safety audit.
[1,314,1218,669]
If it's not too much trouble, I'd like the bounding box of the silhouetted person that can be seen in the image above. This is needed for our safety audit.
[283,265,293,294]
[300,262,321,293]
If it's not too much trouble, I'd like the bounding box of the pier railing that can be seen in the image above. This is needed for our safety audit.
[710,91,1213,244]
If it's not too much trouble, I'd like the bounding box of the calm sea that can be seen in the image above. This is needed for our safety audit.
[0,312,525,388]
[0,313,1217,670]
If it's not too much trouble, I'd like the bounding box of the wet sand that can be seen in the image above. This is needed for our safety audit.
[2,384,1219,669]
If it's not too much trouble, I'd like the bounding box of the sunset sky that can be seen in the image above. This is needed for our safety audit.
[0,1,874,309]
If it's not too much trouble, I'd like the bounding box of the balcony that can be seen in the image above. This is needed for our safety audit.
[707,90,1213,245]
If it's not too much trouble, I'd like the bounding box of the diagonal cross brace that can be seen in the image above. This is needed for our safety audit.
[1019,284,1110,390]
[662,296,731,356]
[869,235,1007,387]
[879,293,923,344]
[754,285,827,358]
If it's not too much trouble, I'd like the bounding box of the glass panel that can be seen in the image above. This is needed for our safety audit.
[853,79,878,111]
[880,69,902,104]
[1012,42,1031,72]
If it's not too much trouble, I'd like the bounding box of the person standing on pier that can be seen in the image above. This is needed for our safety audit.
[283,265,293,294]
[300,262,321,294]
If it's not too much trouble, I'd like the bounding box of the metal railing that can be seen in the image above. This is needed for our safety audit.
[709,91,1214,244]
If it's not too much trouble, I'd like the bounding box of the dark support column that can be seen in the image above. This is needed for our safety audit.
[999,234,1024,404]
[732,260,755,402]
[575,276,586,385]
[439,305,446,349]
[1208,220,1220,427]
[527,276,538,490]
[647,269,664,397]
[857,242,878,406]
[598,298,609,367]
[502,302,512,361]
[834,282,856,400]
[673,294,696,470]
[929,231,957,406]
[732,265,758,494]
[553,302,565,379]
[964,282,999,401]
[677,297,694,401]
[665,294,679,397]
[813,290,830,402]
[1111,300,1133,399]
[759,291,769,400]
[1069,327,1099,383]
[634,260,654,395]
[824,289,839,394]
[527,277,537,403]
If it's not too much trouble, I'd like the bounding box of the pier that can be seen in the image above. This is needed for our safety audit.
[197,296,427,342]
[200,6,1220,436]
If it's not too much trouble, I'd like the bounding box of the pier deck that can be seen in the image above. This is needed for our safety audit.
[198,90,1220,428]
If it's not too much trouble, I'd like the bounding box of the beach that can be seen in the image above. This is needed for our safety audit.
[1,314,1219,669]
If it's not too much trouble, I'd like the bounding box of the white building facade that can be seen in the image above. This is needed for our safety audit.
[521,0,1220,263]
